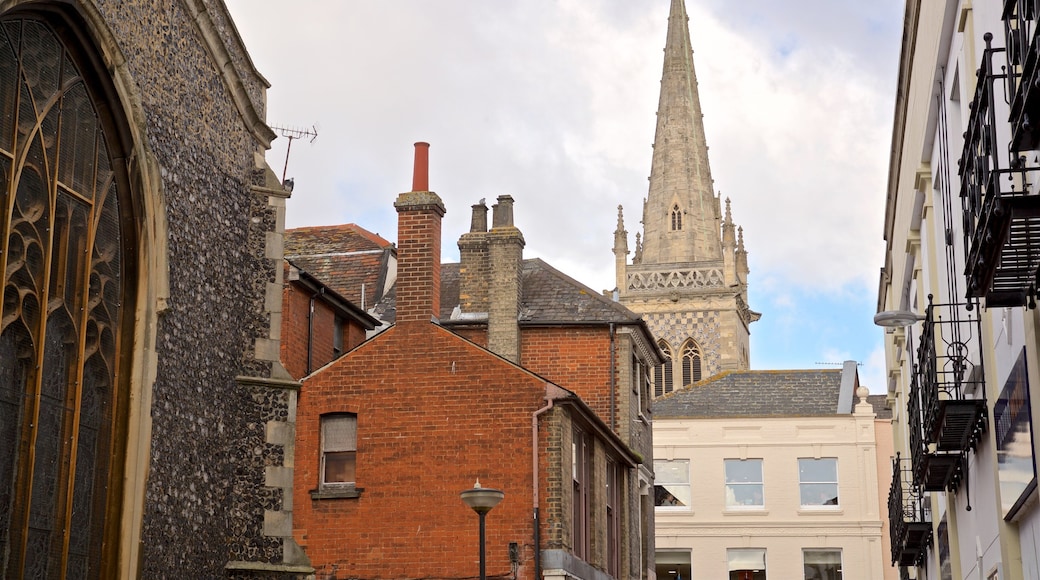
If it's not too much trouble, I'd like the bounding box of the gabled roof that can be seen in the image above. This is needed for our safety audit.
[652,369,846,418]
[376,258,644,326]
[285,224,394,308]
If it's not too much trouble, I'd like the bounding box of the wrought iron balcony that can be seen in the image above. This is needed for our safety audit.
[1005,0,1040,150]
[908,374,964,492]
[960,33,1040,307]
[889,454,932,567]
[916,297,988,457]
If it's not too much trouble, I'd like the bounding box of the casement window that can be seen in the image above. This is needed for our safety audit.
[654,459,690,509]
[725,459,764,508]
[798,458,838,507]
[321,414,357,487]
[802,549,841,580]
[572,427,591,560]
[729,548,766,580]
[681,340,702,385]
[655,340,673,397]
[1,13,138,577]
[606,458,621,576]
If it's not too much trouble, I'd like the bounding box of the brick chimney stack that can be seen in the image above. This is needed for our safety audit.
[488,195,525,363]
[394,142,446,324]
[458,200,490,314]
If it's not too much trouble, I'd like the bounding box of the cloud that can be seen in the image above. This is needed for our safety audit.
[225,0,904,374]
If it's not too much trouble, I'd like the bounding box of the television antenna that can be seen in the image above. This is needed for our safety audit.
[270,124,318,184]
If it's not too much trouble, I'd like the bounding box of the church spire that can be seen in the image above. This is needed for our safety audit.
[639,0,721,265]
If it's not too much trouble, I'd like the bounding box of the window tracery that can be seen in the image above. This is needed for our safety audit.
[0,14,134,577]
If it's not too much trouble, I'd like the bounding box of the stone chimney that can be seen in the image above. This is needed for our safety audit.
[458,200,489,314]
[393,142,446,324]
[487,195,525,363]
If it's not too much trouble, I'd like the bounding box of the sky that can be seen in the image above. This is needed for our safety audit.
[224,0,905,393]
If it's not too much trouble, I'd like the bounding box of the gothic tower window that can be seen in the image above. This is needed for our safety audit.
[681,340,702,385]
[654,340,673,397]
[670,204,682,231]
[0,12,136,577]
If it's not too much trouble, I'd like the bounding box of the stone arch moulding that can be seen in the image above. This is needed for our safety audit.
[0,1,169,577]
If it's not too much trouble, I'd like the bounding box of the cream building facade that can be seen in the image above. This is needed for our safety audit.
[652,364,896,580]
[878,2,1040,580]
[614,0,758,396]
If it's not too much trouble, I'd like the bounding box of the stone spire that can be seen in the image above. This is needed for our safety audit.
[613,205,629,292]
[639,0,722,265]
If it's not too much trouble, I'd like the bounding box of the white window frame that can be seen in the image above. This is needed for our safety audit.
[654,459,691,510]
[728,547,766,579]
[725,458,764,509]
[802,548,842,580]
[320,413,357,488]
[798,458,839,509]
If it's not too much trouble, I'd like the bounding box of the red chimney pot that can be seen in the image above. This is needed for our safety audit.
[412,142,430,192]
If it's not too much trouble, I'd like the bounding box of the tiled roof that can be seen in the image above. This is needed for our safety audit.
[867,394,894,420]
[285,224,394,308]
[285,224,392,254]
[376,258,643,325]
[651,369,845,418]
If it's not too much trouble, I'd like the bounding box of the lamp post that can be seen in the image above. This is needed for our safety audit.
[460,480,504,580]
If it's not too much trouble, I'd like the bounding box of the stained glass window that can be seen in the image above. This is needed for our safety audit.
[1,13,133,578]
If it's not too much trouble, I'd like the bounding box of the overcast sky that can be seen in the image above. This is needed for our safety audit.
[224,0,905,393]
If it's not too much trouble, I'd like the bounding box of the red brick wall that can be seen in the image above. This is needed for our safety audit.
[294,322,555,579]
[281,282,312,379]
[521,327,615,423]
[452,327,488,348]
[281,281,370,379]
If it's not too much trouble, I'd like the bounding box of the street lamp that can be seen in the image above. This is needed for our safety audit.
[873,309,924,328]
[460,479,504,580]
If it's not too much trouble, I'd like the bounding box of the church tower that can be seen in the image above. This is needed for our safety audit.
[615,0,759,396]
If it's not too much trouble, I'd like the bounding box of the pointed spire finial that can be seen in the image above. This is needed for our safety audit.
[640,0,722,264]
[614,205,629,255]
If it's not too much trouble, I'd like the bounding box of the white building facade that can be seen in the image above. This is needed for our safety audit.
[652,365,895,579]
[879,2,1040,579]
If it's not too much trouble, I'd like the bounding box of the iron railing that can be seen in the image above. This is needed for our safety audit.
[889,454,932,567]
[1005,0,1040,151]
[917,297,988,455]
[960,32,1040,306]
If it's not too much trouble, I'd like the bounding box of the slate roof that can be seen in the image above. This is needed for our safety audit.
[374,258,644,326]
[867,394,894,420]
[651,369,846,418]
[285,224,394,308]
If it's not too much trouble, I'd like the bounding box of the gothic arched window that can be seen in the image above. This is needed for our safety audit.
[0,12,136,578]
[681,340,702,385]
[654,340,673,397]
[671,204,682,231]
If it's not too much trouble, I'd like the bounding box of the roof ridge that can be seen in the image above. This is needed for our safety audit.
[286,223,393,248]
[524,257,642,320]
